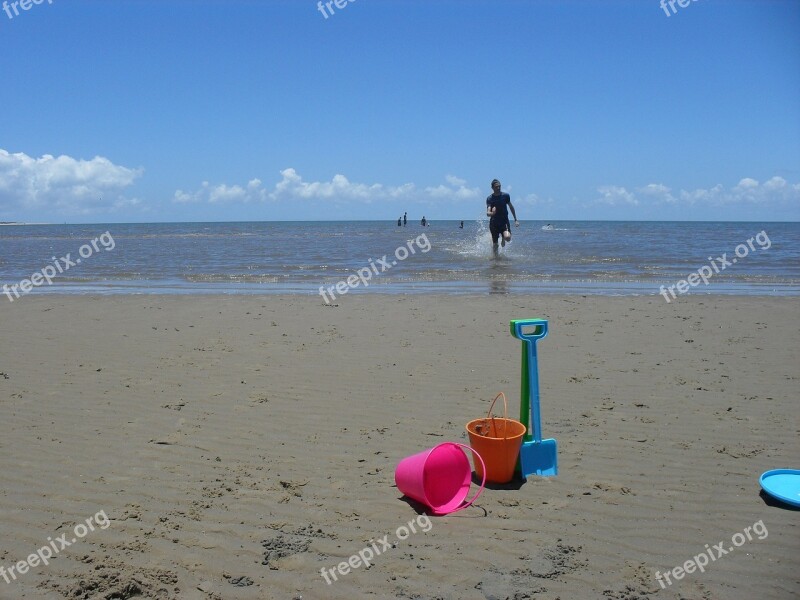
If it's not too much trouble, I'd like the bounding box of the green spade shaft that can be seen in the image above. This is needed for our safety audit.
[520,339,532,442]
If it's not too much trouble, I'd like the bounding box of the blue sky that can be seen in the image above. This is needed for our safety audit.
[0,0,798,223]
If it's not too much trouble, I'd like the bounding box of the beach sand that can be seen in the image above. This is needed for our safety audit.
[0,294,798,599]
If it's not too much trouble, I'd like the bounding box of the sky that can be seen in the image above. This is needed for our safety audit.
[0,0,798,223]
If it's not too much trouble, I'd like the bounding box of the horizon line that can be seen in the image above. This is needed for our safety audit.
[2,218,798,226]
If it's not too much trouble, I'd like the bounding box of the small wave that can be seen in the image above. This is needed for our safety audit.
[137,232,261,239]
[184,273,285,283]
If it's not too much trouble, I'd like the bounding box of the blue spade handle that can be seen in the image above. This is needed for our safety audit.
[510,319,548,443]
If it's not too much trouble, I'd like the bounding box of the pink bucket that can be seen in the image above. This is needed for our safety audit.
[395,442,486,515]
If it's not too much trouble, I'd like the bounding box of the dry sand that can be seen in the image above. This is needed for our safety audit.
[0,294,798,600]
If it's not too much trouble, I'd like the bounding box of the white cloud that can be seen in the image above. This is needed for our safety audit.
[174,178,268,204]
[736,177,759,190]
[424,175,480,201]
[269,168,415,202]
[722,176,800,205]
[174,168,417,205]
[174,169,485,205]
[763,176,788,192]
[0,149,142,217]
[595,185,639,206]
[591,177,800,209]
[680,178,800,206]
[637,183,676,203]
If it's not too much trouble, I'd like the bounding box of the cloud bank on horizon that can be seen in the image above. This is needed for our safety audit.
[0,148,797,223]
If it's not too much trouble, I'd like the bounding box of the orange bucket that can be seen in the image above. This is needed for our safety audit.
[466,392,525,484]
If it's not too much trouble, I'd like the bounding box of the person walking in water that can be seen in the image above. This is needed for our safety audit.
[486,179,519,256]
[403,212,407,226]
[421,216,427,227]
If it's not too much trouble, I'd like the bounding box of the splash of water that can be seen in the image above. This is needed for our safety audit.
[445,217,518,259]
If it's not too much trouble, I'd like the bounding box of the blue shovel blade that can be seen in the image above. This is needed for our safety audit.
[520,438,558,478]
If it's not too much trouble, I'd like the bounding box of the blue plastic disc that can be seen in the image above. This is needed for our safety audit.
[760,469,800,507]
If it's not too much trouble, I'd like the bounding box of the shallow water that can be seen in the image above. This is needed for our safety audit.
[1,220,798,296]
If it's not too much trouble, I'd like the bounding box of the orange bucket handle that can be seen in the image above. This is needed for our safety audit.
[476,392,510,440]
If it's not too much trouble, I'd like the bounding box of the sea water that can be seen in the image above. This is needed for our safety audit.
[1,220,798,297]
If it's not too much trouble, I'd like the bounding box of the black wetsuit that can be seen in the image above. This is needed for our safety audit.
[486,193,511,243]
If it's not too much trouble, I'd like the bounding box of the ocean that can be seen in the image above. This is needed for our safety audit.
[1,221,798,297]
